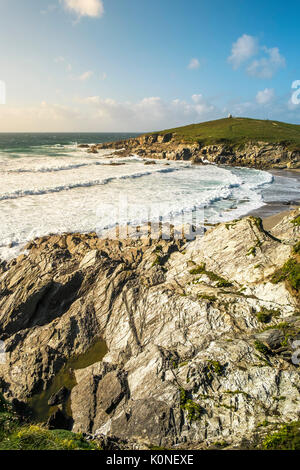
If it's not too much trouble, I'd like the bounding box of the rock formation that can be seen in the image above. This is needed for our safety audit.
[92,134,300,169]
[0,210,299,449]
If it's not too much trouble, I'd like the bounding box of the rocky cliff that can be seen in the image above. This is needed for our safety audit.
[0,211,300,449]
[92,133,300,169]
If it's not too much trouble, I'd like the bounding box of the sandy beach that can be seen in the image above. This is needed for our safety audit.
[262,208,298,231]
[247,168,300,230]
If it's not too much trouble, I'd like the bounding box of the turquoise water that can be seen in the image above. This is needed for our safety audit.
[0,132,139,158]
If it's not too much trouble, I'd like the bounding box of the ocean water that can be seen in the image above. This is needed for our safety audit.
[0,133,300,261]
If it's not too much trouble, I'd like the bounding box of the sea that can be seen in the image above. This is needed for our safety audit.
[1,132,300,261]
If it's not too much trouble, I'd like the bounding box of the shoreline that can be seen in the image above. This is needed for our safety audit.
[245,168,300,230]
[262,208,299,231]
[1,164,299,262]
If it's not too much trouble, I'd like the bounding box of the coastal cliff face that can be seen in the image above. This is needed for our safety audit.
[93,133,300,169]
[0,211,300,449]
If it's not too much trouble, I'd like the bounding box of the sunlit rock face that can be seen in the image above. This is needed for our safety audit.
[96,134,300,170]
[0,210,299,449]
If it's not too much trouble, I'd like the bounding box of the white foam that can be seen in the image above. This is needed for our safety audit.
[0,166,185,201]
[0,151,279,261]
[5,156,142,174]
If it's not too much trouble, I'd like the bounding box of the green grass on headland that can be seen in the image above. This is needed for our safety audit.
[149,117,300,150]
[0,393,100,450]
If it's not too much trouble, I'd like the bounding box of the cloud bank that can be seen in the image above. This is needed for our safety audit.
[0,91,298,132]
[62,0,104,18]
[78,71,93,81]
[228,35,285,78]
[247,47,285,79]
[228,34,258,69]
[256,88,275,104]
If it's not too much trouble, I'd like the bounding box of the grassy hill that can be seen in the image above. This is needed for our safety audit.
[151,117,300,150]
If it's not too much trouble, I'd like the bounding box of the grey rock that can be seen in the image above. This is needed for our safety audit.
[48,386,70,406]
[0,210,299,448]
[96,371,127,414]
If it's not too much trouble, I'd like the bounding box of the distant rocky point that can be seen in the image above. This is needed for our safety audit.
[86,117,300,169]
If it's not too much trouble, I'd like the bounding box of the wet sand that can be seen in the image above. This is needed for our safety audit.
[247,168,300,230]
[262,208,298,231]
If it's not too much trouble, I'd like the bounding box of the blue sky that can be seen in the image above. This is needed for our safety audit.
[0,0,299,131]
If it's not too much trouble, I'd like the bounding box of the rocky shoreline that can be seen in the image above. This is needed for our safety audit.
[0,208,300,449]
[80,133,300,170]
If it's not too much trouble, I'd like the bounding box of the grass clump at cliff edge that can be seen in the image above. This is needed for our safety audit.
[291,215,300,226]
[256,307,280,324]
[0,425,101,450]
[189,263,233,288]
[254,340,271,356]
[207,360,226,376]
[0,394,18,441]
[179,389,204,422]
[262,421,300,450]
[292,241,300,254]
[271,258,300,291]
[0,392,100,451]
[148,117,300,150]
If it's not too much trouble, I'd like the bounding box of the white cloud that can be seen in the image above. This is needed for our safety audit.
[188,58,200,70]
[256,88,275,104]
[2,91,299,132]
[78,71,93,81]
[78,94,217,130]
[229,35,286,79]
[247,47,285,79]
[0,103,81,132]
[100,72,107,80]
[0,94,219,132]
[61,0,104,18]
[228,34,258,69]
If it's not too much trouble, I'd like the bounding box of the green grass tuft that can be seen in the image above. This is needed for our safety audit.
[271,258,300,291]
[189,263,233,288]
[256,307,280,324]
[262,421,300,450]
[291,216,300,226]
[198,294,217,302]
[254,340,271,356]
[293,241,300,254]
[179,389,204,422]
[207,360,226,376]
[0,425,101,450]
[0,392,100,451]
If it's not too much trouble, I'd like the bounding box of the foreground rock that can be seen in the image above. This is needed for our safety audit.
[94,134,300,169]
[0,210,300,449]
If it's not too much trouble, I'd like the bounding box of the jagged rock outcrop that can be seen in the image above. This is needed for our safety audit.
[0,211,299,449]
[93,134,300,169]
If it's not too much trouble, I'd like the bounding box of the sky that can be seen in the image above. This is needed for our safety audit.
[0,0,300,132]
